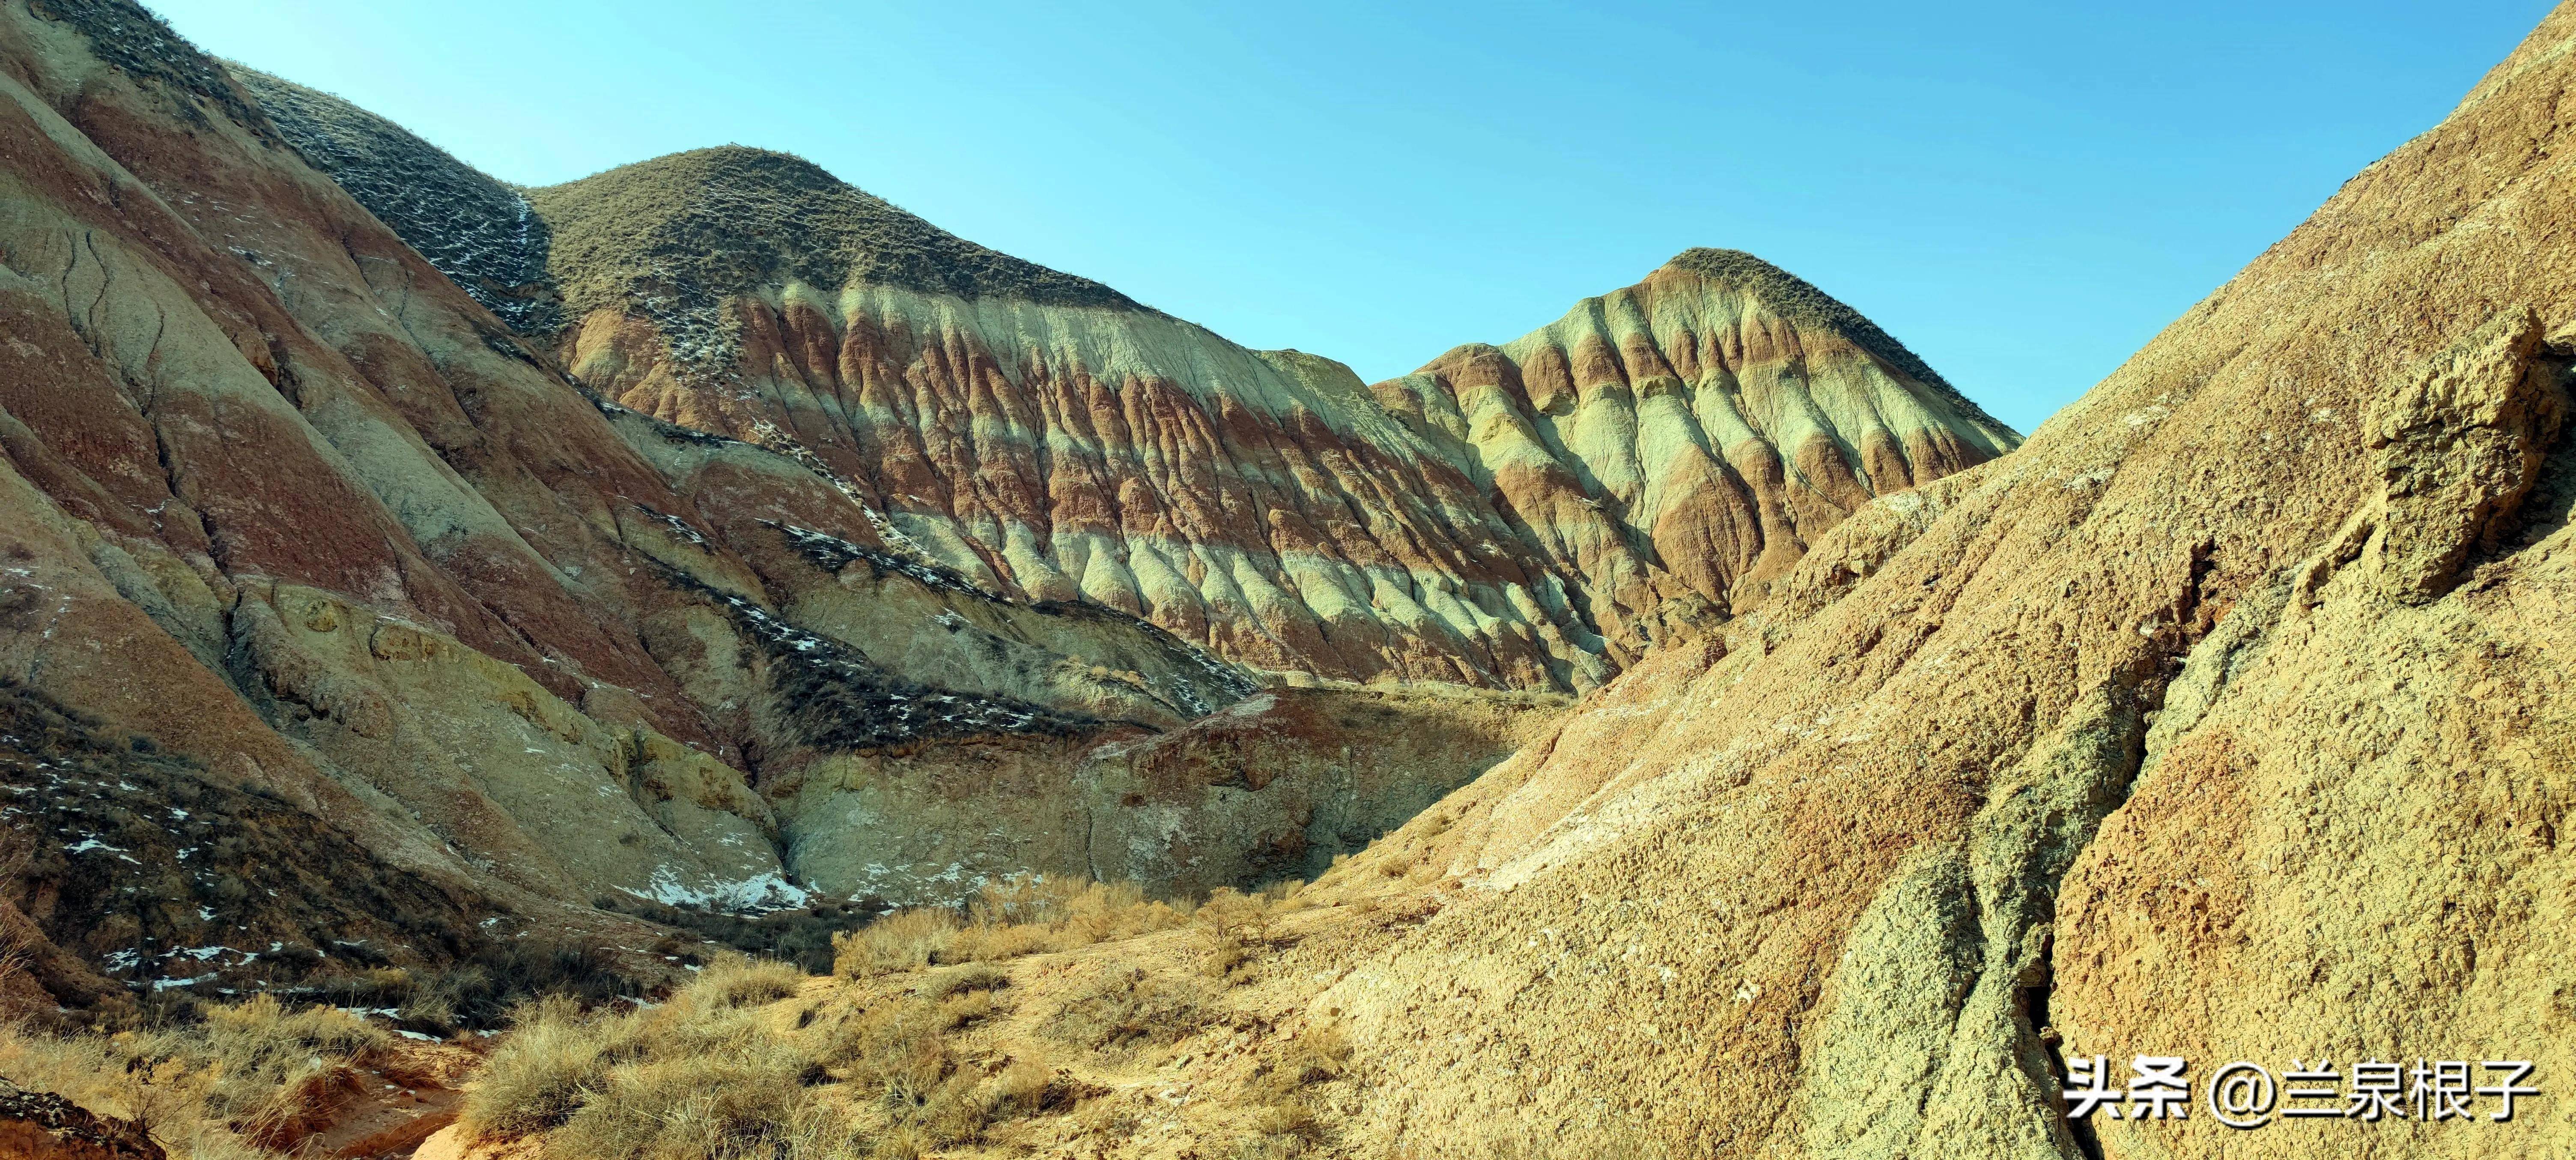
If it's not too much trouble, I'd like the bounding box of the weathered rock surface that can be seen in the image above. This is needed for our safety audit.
[0,0,1547,1007]
[1014,6,2576,1156]
[774,683,1563,905]
[245,79,2016,691]
[1375,249,2018,635]
[0,0,1607,1014]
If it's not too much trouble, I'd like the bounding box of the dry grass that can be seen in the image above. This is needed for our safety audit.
[463,951,1079,1158]
[1194,887,1275,979]
[1227,1020,1354,1157]
[444,879,1325,1158]
[0,993,399,1158]
[831,877,1195,978]
[925,963,1009,1000]
[1041,970,1215,1055]
[1386,1120,1672,1160]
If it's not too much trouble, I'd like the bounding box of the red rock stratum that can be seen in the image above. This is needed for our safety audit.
[234,72,2018,691]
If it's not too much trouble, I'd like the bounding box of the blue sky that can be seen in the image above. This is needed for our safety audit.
[152,1,2549,433]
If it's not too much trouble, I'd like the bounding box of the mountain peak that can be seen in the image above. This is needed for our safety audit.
[527,146,1141,323]
[1656,246,1966,406]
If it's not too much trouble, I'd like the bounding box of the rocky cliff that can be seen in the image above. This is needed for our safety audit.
[530,153,2017,685]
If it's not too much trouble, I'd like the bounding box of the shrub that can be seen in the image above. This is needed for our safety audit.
[468,962,842,1152]
[831,908,960,978]
[1042,971,1213,1054]
[927,963,1009,1000]
[695,953,806,1010]
[826,997,951,1104]
[0,995,397,1158]
[546,1033,813,1160]
[831,877,1195,978]
[1196,888,1279,980]
[988,1057,1055,1117]
[462,996,644,1139]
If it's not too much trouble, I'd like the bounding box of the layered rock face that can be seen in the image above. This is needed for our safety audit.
[1374,249,2019,636]
[535,157,2015,684]
[1118,8,2576,1155]
[0,0,1555,1000]
[529,146,1628,689]
[237,80,2016,689]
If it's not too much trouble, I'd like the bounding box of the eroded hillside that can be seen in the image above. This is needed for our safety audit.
[242,76,2018,691]
[0,0,1567,1016]
[364,4,2576,1157]
[881,4,2576,1154]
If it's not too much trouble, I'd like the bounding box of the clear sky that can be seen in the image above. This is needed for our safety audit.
[150,0,2551,433]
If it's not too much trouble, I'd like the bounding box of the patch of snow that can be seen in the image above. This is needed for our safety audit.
[616,866,812,914]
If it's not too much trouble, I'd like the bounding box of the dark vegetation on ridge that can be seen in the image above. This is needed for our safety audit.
[33,0,280,141]
[230,72,1142,356]
[1665,247,2002,422]
[525,146,1144,353]
[233,67,565,332]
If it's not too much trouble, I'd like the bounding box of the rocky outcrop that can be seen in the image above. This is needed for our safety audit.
[534,147,1628,690]
[532,154,2015,686]
[1021,5,2576,1156]
[772,683,1563,904]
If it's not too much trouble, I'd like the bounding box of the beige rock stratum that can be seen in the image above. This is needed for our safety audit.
[233,72,2019,692]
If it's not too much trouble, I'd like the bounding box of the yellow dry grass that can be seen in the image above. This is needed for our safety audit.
[0,994,398,1160]
[830,877,1197,978]
[449,878,1352,1159]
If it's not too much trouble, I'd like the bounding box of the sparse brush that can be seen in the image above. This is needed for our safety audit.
[987,1057,1056,1117]
[1258,879,1305,907]
[912,1069,990,1146]
[0,996,400,1159]
[1073,1093,1141,1137]
[1196,887,1279,979]
[938,989,1000,1030]
[1043,969,1213,1053]
[1199,888,1275,939]
[546,1033,813,1160]
[183,995,395,1144]
[834,878,1195,976]
[1249,1100,1322,1140]
[826,996,952,1104]
[1252,1021,1351,1097]
[832,907,960,977]
[928,963,1009,999]
[462,997,645,1139]
[691,952,807,1009]
[873,1124,933,1160]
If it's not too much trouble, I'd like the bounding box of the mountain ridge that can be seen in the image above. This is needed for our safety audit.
[234,65,2015,692]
